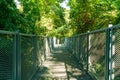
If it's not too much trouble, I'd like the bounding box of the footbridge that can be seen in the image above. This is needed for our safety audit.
[0,25,120,80]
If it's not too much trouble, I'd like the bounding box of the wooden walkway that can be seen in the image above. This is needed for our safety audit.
[32,48,92,80]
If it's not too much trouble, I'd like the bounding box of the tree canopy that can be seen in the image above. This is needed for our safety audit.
[68,0,120,34]
[1,0,120,36]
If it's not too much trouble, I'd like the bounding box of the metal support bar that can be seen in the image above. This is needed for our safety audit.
[86,32,89,72]
[111,29,115,80]
[16,31,21,80]
[13,34,17,80]
[78,37,80,60]
[34,36,38,68]
[106,29,111,80]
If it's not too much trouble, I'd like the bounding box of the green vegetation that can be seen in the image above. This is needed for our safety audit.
[68,0,120,34]
[1,0,120,36]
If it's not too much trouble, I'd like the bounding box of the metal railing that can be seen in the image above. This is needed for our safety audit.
[1,24,120,80]
[0,31,46,80]
[67,24,120,80]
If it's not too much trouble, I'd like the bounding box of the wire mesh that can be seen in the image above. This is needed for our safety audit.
[68,35,88,70]
[1,25,120,80]
[20,35,38,80]
[0,34,14,80]
[70,37,74,55]
[112,29,120,80]
[69,37,73,52]
[76,36,80,59]
[74,36,77,58]
[79,34,88,70]
[37,37,46,66]
[89,31,106,80]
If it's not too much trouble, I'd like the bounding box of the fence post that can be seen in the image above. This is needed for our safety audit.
[106,28,111,80]
[111,28,115,80]
[15,31,21,80]
[108,24,115,80]
[86,32,90,72]
[34,36,38,71]
[106,24,114,80]
[13,33,17,80]
[77,36,80,60]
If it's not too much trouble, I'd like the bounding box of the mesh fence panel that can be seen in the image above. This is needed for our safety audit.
[113,29,120,80]
[68,35,88,70]
[89,31,106,80]
[74,37,78,58]
[60,25,120,80]
[0,34,14,80]
[20,35,38,80]
[76,37,80,59]
[37,37,46,66]
[79,34,88,70]
[72,37,75,55]
[69,37,73,51]
[1,26,120,80]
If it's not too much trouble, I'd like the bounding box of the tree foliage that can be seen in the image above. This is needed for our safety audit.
[0,0,22,31]
[1,0,120,36]
[38,0,67,37]
[0,0,67,36]
[68,0,120,34]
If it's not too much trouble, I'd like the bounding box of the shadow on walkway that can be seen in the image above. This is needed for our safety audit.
[32,46,93,80]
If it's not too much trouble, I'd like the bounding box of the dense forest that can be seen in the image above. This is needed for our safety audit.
[0,0,120,37]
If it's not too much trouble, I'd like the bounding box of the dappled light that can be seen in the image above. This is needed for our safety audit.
[1,0,120,80]
[89,32,106,80]
[33,45,90,80]
[32,40,92,80]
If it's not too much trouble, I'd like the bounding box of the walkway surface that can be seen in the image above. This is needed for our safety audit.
[32,47,92,80]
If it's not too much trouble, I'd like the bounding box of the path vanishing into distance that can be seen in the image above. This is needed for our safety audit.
[32,46,93,80]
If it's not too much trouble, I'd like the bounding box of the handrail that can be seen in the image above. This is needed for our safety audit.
[68,24,120,37]
[0,30,15,34]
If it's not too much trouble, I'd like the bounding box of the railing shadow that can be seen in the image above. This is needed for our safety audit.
[32,37,94,80]
[48,46,93,80]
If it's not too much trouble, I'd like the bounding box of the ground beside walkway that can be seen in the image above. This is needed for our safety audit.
[32,47,92,80]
